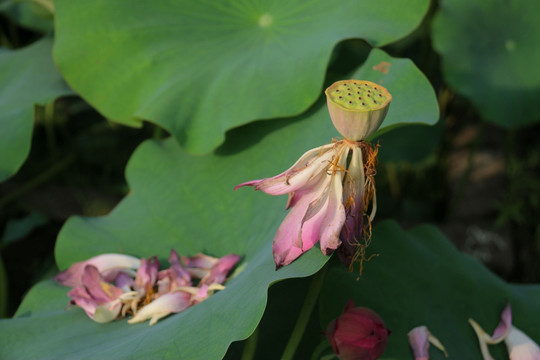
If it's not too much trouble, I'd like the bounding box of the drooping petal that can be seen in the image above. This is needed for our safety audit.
[235,144,335,196]
[201,254,241,285]
[54,254,140,287]
[408,326,430,360]
[272,172,332,268]
[408,326,448,360]
[318,154,347,255]
[299,179,332,252]
[128,291,192,326]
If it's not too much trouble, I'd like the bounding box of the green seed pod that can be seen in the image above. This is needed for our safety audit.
[325,80,392,141]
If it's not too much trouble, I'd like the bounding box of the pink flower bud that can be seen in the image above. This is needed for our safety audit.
[326,299,390,360]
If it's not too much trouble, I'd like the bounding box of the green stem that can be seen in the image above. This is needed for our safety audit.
[281,264,328,360]
[310,340,333,360]
[240,327,259,360]
[0,254,8,318]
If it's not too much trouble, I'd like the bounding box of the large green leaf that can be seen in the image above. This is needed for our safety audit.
[0,37,72,181]
[432,0,540,128]
[319,221,540,359]
[0,51,437,359]
[54,0,430,154]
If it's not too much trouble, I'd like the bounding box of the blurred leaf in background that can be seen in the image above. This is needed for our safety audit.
[432,0,540,128]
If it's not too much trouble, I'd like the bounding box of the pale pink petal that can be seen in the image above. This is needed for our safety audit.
[234,145,335,195]
[492,303,512,341]
[408,326,430,359]
[55,254,140,287]
[506,327,540,360]
[299,179,332,252]
[201,254,241,285]
[319,164,346,254]
[408,326,448,359]
[128,291,192,326]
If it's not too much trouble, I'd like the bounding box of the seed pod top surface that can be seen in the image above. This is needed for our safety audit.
[325,80,392,141]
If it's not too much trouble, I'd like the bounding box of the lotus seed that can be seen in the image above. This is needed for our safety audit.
[325,79,391,112]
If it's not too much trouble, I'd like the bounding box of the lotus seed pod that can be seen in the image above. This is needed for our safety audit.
[325,80,392,141]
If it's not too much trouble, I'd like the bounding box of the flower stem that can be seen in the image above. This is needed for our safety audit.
[240,327,259,360]
[280,264,328,360]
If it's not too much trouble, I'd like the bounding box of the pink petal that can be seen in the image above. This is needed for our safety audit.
[134,256,160,292]
[157,251,192,295]
[492,303,512,341]
[273,173,331,267]
[408,326,430,359]
[182,253,218,271]
[81,265,124,302]
[67,286,98,319]
[113,272,134,290]
[201,254,241,285]
[55,254,140,287]
[299,177,333,252]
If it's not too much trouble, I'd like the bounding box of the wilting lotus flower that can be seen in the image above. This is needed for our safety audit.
[408,326,448,359]
[236,80,391,269]
[326,299,390,360]
[469,303,540,360]
[56,249,241,325]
